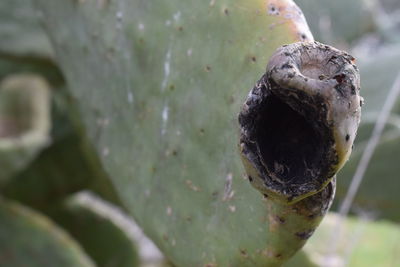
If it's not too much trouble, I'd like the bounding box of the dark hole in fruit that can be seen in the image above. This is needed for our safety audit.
[255,94,323,184]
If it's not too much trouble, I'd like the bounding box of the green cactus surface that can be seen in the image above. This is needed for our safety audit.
[2,88,121,209]
[32,0,333,265]
[45,193,139,267]
[0,198,94,267]
[0,0,62,86]
[0,0,53,58]
[0,74,50,184]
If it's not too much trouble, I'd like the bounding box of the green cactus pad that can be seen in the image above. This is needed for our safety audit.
[0,198,94,267]
[0,0,53,58]
[2,88,121,209]
[32,0,327,265]
[46,193,139,267]
[0,74,50,184]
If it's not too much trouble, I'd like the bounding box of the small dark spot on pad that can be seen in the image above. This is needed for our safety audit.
[239,249,248,257]
[308,214,316,219]
[212,191,219,198]
[345,134,350,141]
[248,176,253,182]
[295,229,315,240]
[275,216,286,224]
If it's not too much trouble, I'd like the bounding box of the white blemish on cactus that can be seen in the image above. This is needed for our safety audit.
[173,11,181,22]
[127,91,134,104]
[161,104,169,135]
[187,48,192,56]
[138,23,144,31]
[97,117,110,127]
[116,10,123,30]
[161,48,171,91]
[166,206,172,216]
[102,147,110,157]
[116,11,123,20]
[223,173,235,201]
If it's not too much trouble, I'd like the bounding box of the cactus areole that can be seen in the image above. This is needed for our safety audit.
[239,41,362,204]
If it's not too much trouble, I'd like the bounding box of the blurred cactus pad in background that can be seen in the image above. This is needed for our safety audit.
[1,0,400,266]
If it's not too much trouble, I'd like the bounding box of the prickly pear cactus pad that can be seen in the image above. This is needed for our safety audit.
[46,194,139,267]
[32,0,359,266]
[0,0,53,58]
[0,198,94,267]
[0,74,50,183]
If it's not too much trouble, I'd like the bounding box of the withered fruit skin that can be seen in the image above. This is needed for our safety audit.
[239,41,362,204]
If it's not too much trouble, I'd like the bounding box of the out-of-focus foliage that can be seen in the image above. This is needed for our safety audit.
[295,0,376,45]
[0,198,94,267]
[1,88,121,209]
[45,194,139,267]
[333,46,400,222]
[287,212,400,266]
[0,0,52,58]
[380,0,400,13]
[0,75,50,184]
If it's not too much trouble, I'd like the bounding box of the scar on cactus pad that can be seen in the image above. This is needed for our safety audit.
[239,41,362,204]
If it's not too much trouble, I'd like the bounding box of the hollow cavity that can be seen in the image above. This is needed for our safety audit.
[255,94,324,184]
